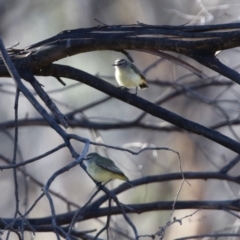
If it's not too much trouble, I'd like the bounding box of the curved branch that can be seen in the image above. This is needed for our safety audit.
[38,64,240,154]
[1,23,240,82]
[191,51,240,85]
[1,171,240,230]
[2,199,240,231]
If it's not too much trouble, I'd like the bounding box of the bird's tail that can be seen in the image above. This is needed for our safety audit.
[139,82,149,89]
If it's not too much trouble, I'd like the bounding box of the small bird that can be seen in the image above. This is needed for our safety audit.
[84,152,130,183]
[112,58,148,94]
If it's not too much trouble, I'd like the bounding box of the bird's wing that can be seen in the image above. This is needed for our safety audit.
[96,159,125,176]
[131,64,147,83]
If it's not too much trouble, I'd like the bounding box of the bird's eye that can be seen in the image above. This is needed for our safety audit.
[118,61,126,65]
[86,153,93,159]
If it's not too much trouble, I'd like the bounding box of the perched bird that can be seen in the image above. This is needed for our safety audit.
[84,152,130,183]
[112,58,148,94]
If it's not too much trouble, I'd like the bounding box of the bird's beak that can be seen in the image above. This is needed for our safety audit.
[112,64,117,66]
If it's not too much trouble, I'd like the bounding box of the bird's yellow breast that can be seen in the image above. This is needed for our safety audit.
[115,68,143,88]
[86,161,127,182]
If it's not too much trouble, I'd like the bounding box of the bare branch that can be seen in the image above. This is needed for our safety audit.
[39,64,240,154]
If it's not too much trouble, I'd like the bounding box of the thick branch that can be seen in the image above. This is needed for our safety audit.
[1,23,240,82]
[37,64,240,154]
[191,51,240,85]
[2,199,240,231]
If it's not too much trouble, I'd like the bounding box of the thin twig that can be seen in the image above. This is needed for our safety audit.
[94,199,112,240]
[42,142,90,239]
[68,186,102,234]
[6,88,21,240]
[0,143,67,169]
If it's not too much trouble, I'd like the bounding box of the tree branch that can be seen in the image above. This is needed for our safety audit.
[38,64,240,154]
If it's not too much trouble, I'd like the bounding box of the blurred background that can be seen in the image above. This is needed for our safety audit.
[1,0,240,239]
